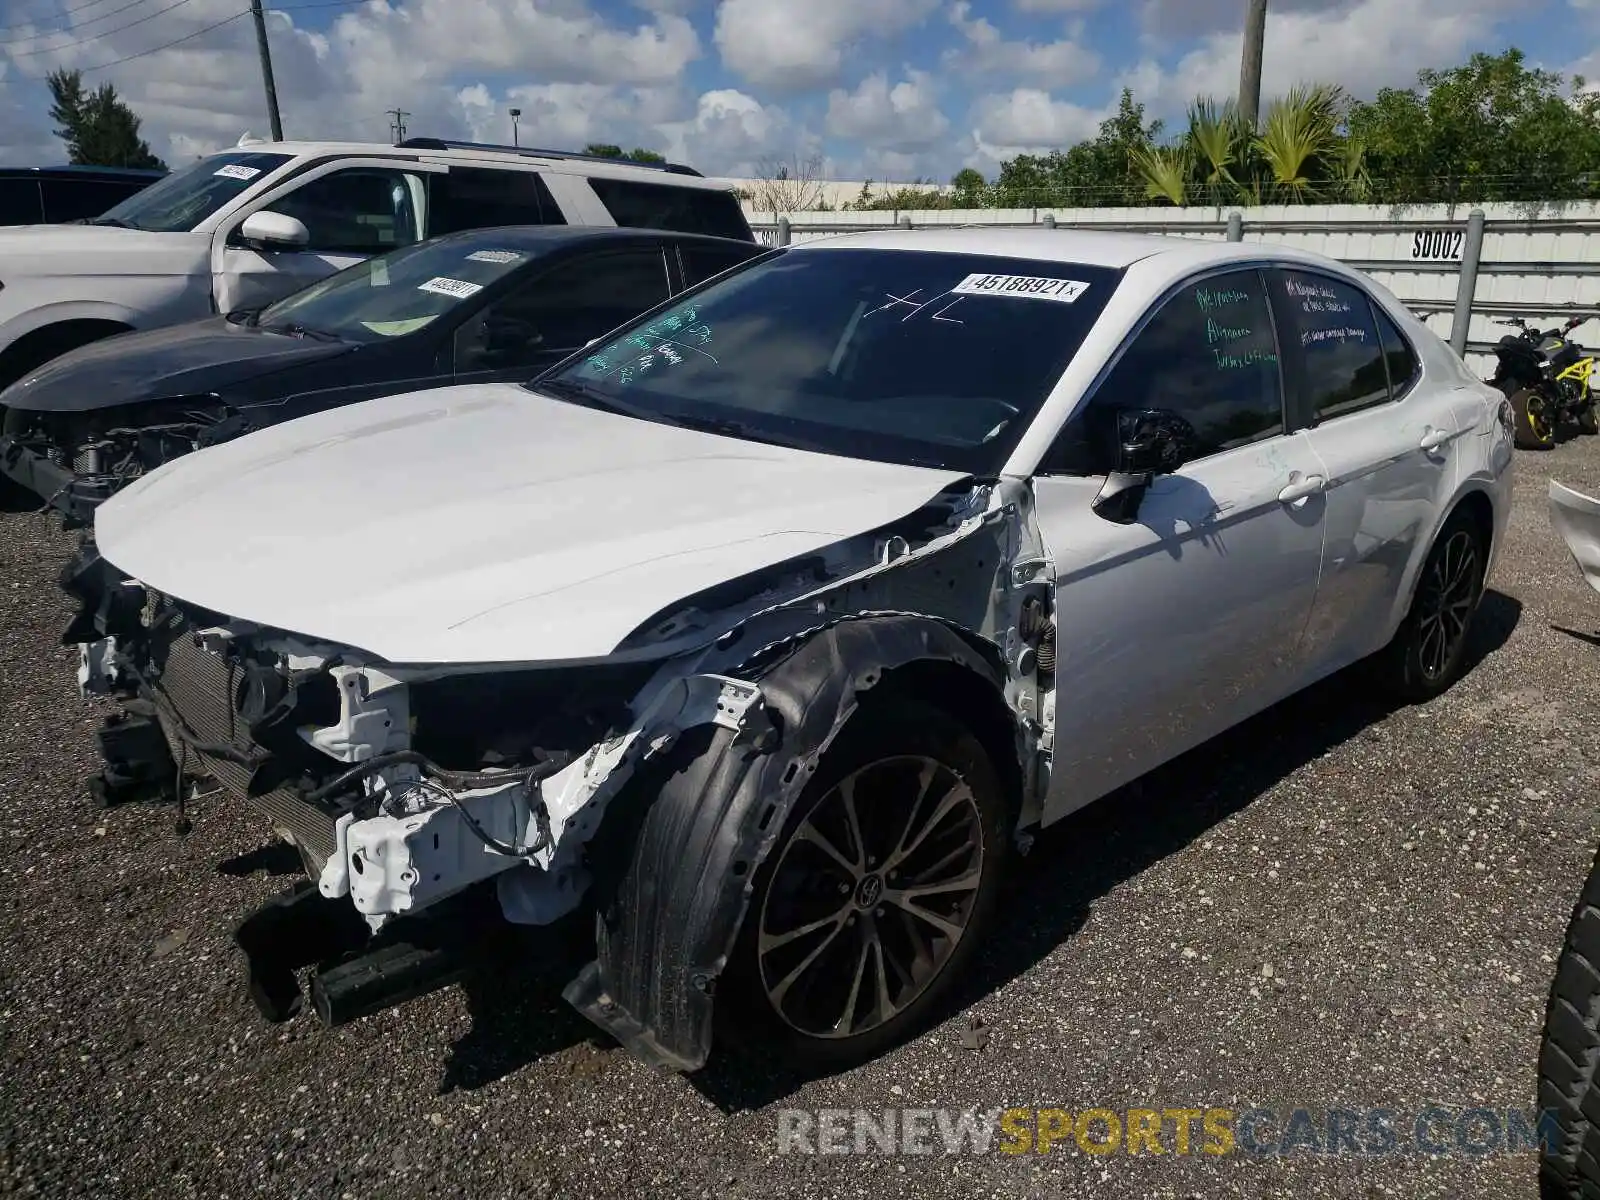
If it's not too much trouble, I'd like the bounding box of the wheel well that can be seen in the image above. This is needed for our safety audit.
[1452,488,1495,558]
[872,658,1025,819]
[0,319,131,392]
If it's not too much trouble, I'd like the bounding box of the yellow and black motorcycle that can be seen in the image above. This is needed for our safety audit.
[1489,314,1600,450]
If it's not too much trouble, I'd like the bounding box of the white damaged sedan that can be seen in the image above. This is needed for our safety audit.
[68,227,1513,1071]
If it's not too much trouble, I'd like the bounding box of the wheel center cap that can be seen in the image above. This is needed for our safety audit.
[855,874,883,909]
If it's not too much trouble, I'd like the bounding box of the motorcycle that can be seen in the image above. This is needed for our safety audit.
[1488,315,1600,451]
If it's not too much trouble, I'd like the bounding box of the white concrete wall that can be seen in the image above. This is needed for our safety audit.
[744,201,1600,379]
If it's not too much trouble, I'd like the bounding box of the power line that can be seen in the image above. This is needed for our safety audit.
[78,8,248,73]
[1,0,161,42]
[0,0,127,34]
[9,0,204,57]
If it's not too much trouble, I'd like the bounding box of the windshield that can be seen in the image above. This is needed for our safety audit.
[255,235,536,342]
[94,151,291,232]
[537,247,1126,474]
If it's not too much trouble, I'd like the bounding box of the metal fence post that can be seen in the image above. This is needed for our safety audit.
[1042,213,1056,229]
[1450,208,1488,358]
[777,216,790,246]
[1226,211,1243,242]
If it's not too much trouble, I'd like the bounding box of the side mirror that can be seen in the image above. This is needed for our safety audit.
[239,210,310,249]
[1091,408,1197,525]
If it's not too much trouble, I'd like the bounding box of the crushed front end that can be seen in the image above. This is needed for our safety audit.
[0,397,233,525]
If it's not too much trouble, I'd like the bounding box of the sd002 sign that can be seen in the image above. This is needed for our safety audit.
[1411,229,1465,261]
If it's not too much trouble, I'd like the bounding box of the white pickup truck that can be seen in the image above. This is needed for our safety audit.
[0,135,752,395]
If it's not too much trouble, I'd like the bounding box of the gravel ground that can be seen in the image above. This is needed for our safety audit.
[2,438,1599,1200]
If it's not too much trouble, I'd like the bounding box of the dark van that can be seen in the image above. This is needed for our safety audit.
[0,165,166,226]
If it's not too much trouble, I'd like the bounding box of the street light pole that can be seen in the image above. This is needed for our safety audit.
[1238,0,1268,128]
[509,108,521,148]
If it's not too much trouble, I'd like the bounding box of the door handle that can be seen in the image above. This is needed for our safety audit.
[1419,428,1454,452]
[1278,474,1327,503]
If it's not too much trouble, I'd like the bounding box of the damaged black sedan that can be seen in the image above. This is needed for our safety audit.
[0,224,761,522]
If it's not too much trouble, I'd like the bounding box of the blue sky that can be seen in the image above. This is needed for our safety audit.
[0,0,1596,180]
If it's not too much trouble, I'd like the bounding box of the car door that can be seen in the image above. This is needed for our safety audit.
[212,159,441,315]
[1031,265,1329,823]
[1267,267,1473,672]
[452,243,674,385]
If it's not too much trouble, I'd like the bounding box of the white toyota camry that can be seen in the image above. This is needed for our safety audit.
[69,227,1513,1071]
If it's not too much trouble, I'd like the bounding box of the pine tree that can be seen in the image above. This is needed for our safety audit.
[47,69,166,170]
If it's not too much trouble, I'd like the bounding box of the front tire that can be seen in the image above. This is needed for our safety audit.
[1513,386,1559,450]
[1538,842,1600,1198]
[1375,508,1487,702]
[723,698,1008,1068]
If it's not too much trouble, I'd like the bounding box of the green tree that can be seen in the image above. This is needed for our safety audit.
[583,143,668,164]
[1348,48,1600,204]
[47,69,165,169]
[993,89,1162,207]
[951,167,987,206]
[1131,84,1353,206]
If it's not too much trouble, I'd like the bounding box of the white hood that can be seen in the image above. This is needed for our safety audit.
[94,383,971,664]
[0,224,210,279]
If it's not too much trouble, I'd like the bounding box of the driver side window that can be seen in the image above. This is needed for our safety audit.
[1046,268,1284,474]
[258,169,422,254]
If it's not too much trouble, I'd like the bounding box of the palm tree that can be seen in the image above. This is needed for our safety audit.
[1253,84,1344,201]
[1132,82,1366,206]
[1185,97,1250,205]
[1132,143,1189,205]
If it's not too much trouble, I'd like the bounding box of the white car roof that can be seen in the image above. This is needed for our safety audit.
[794,225,1354,273]
[229,140,738,193]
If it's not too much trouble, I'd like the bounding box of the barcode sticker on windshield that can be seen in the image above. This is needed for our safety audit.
[213,164,261,181]
[466,249,523,264]
[417,276,483,298]
[949,273,1090,303]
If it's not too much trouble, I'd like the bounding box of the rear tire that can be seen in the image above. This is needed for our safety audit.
[1538,842,1600,1198]
[1578,398,1599,436]
[1374,508,1488,703]
[1513,386,1559,450]
[720,697,1008,1069]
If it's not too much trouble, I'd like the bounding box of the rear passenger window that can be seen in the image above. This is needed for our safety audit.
[678,241,758,286]
[587,177,751,240]
[428,168,564,235]
[1271,270,1390,422]
[0,179,43,225]
[1375,306,1421,398]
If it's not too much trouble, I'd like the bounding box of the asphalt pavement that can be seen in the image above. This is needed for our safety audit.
[3,435,1599,1199]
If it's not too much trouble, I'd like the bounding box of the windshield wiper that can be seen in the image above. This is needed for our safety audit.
[261,322,343,342]
[84,216,135,228]
[531,378,643,418]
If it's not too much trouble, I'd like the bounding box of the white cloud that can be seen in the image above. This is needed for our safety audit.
[968,88,1107,163]
[944,1,1099,84]
[1120,0,1525,114]
[825,70,951,150]
[1013,0,1102,10]
[713,0,940,91]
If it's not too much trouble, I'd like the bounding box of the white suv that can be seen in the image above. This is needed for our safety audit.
[0,136,753,391]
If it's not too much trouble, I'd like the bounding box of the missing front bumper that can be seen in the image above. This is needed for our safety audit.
[0,434,112,524]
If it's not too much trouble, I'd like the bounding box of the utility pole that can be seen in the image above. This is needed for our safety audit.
[387,108,410,142]
[248,0,284,141]
[1238,0,1268,129]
